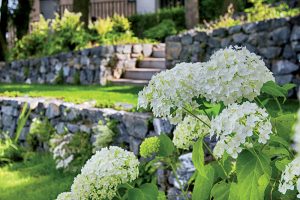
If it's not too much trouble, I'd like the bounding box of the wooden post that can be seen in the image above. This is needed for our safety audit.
[184,0,199,29]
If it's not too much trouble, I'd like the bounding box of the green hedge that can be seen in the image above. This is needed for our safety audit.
[128,7,185,39]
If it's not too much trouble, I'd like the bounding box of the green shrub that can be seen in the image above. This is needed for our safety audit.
[112,14,131,33]
[0,103,30,164]
[27,117,55,151]
[199,0,246,21]
[128,7,185,40]
[10,16,50,60]
[46,10,89,55]
[89,14,153,46]
[245,0,300,22]
[199,1,300,31]
[144,19,177,41]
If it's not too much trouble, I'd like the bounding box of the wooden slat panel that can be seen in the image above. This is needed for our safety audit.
[59,0,136,19]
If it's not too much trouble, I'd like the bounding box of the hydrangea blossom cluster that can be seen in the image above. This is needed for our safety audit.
[50,134,74,169]
[210,102,272,159]
[56,192,72,200]
[56,146,139,200]
[138,47,274,124]
[138,62,205,124]
[278,156,300,198]
[201,46,274,105]
[173,115,210,150]
[140,136,160,158]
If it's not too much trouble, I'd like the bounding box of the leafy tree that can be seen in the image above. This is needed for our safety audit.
[12,0,32,39]
[0,0,8,61]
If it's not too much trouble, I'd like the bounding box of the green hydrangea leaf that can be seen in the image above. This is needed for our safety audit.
[192,137,206,177]
[236,150,271,200]
[192,165,215,200]
[158,134,175,157]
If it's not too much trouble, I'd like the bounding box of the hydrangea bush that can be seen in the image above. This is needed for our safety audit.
[57,46,299,199]
[138,46,298,199]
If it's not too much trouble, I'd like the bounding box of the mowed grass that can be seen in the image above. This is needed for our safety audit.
[0,153,75,200]
[0,83,142,109]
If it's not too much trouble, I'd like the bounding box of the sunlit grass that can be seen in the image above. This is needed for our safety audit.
[0,153,75,200]
[0,83,142,109]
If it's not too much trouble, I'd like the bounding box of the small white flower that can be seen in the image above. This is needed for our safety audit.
[279,156,300,197]
[210,102,272,159]
[173,115,210,150]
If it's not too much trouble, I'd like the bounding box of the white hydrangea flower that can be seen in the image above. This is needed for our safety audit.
[173,115,210,150]
[70,146,139,200]
[201,46,274,105]
[50,134,74,169]
[210,102,272,159]
[56,192,72,200]
[138,62,206,124]
[294,110,300,153]
[279,156,300,198]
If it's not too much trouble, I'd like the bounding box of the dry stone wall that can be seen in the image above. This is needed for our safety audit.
[166,16,300,87]
[0,96,174,155]
[0,44,155,85]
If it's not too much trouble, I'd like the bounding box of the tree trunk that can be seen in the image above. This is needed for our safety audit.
[13,0,32,39]
[73,0,90,27]
[185,0,199,29]
[0,0,8,61]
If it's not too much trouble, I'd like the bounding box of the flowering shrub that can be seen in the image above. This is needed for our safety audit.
[50,132,92,171]
[137,46,298,199]
[57,146,140,200]
[57,46,298,199]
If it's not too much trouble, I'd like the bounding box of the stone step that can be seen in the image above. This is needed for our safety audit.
[109,78,149,86]
[152,50,166,58]
[124,68,162,80]
[138,58,166,69]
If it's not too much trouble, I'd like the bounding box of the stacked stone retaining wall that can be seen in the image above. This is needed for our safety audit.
[0,44,155,85]
[166,16,300,87]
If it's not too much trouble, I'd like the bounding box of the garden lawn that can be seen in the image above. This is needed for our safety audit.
[0,84,142,109]
[0,153,76,200]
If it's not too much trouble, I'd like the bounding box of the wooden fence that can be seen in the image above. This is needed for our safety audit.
[59,0,136,19]
[160,0,184,8]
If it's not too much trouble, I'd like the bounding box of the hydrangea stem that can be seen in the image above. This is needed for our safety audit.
[202,141,229,179]
[169,162,190,199]
[183,107,211,128]
[274,97,283,114]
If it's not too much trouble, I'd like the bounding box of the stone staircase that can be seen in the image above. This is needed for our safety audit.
[110,44,166,86]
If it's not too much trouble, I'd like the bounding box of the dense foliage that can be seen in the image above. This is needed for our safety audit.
[128,7,185,41]
[201,0,300,30]
[10,11,150,60]
[0,103,30,164]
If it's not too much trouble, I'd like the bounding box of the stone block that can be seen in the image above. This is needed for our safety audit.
[166,42,182,60]
[272,60,299,75]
